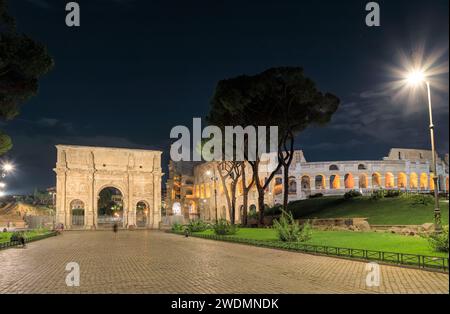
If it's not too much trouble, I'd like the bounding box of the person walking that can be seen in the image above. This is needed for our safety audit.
[113,222,119,238]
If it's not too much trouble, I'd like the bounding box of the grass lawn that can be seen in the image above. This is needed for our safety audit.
[286,196,449,225]
[195,228,448,257]
[0,229,52,244]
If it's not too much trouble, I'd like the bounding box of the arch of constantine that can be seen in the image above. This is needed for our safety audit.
[55,145,163,230]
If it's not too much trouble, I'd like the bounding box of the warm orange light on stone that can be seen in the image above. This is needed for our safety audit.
[385,172,395,188]
[344,173,354,189]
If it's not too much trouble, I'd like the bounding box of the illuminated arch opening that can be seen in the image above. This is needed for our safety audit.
[301,176,311,191]
[274,177,283,196]
[330,174,340,189]
[315,175,326,189]
[420,173,428,190]
[385,172,395,188]
[372,173,381,188]
[344,173,354,189]
[398,172,407,189]
[359,174,368,189]
[430,173,436,191]
[410,172,418,189]
[288,176,297,194]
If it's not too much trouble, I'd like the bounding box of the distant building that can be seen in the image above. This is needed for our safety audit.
[165,148,449,223]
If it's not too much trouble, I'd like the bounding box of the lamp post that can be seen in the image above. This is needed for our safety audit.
[206,167,218,223]
[406,71,442,233]
[0,162,14,197]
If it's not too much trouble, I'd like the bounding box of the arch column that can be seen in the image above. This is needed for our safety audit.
[296,177,302,199]
[86,173,95,228]
[354,175,360,190]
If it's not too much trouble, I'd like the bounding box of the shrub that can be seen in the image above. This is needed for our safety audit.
[187,219,210,232]
[410,194,433,206]
[370,189,385,200]
[309,193,323,199]
[264,204,282,216]
[385,190,402,198]
[248,210,259,219]
[213,219,238,235]
[171,223,184,232]
[273,210,312,242]
[344,190,362,200]
[428,225,449,253]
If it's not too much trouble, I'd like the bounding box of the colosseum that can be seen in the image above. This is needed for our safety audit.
[164,148,449,223]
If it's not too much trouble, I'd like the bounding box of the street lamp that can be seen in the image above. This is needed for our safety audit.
[206,168,218,223]
[405,70,442,233]
[1,162,14,178]
[2,163,14,172]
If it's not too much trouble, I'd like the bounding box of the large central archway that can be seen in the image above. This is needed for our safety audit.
[97,187,124,227]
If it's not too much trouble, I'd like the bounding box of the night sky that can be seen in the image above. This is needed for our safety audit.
[2,0,449,194]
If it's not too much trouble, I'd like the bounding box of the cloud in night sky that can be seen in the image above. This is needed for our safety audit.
[25,0,52,9]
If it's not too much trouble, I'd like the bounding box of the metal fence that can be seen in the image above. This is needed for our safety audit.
[24,215,55,229]
[172,232,449,272]
[0,231,58,250]
[97,215,123,225]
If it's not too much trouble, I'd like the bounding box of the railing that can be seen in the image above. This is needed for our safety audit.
[0,231,58,250]
[171,231,449,272]
[97,216,123,225]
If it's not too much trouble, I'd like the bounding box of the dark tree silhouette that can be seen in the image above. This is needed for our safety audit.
[208,67,339,223]
[0,0,54,154]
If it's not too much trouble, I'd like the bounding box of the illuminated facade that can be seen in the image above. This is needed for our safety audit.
[166,148,449,223]
[55,145,163,229]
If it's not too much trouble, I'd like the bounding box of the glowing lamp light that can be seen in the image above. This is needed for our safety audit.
[406,70,425,86]
[0,182,5,188]
[0,191,5,197]
[2,163,14,173]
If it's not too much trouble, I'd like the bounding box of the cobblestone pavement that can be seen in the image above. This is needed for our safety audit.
[0,231,448,294]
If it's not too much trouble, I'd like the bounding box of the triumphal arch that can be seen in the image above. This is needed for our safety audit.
[54,145,163,230]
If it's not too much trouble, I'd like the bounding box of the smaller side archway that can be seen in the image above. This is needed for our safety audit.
[70,199,85,226]
[136,201,149,227]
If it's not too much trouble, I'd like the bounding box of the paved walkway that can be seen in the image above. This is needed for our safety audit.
[0,231,447,294]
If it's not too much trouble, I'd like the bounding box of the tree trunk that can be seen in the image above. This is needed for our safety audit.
[230,181,237,225]
[217,163,231,222]
[280,131,295,211]
[283,163,289,210]
[242,192,248,226]
[257,187,265,226]
[241,164,249,226]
